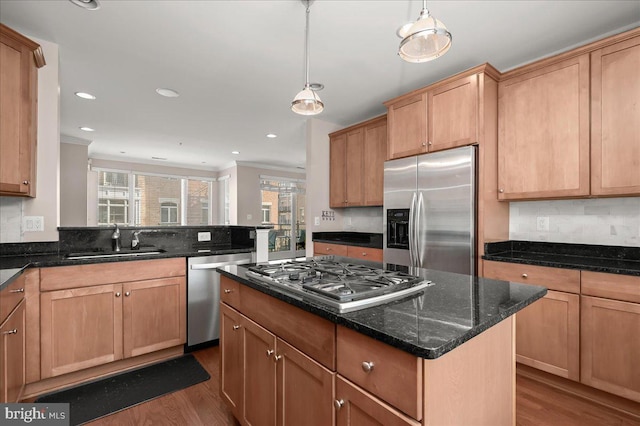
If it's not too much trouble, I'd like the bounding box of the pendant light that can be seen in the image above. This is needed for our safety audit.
[397,0,452,63]
[291,0,324,115]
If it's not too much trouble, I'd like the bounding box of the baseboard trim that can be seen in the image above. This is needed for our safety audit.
[22,346,184,401]
[516,364,640,419]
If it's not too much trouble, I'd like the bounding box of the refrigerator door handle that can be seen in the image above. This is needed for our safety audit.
[408,192,417,267]
[417,192,425,268]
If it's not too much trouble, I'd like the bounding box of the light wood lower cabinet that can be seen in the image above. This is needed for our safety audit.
[313,242,382,263]
[220,303,334,426]
[1,300,26,403]
[335,376,419,426]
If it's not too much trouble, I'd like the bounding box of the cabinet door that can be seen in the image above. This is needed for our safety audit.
[591,35,640,196]
[345,128,364,207]
[1,300,26,403]
[220,303,243,418]
[40,284,123,378]
[581,296,640,402]
[242,316,277,426]
[516,291,580,380]
[428,74,478,152]
[498,54,590,200]
[386,93,427,160]
[122,277,186,358]
[276,338,334,426]
[363,120,386,206]
[0,26,40,197]
[335,376,420,426]
[330,134,347,208]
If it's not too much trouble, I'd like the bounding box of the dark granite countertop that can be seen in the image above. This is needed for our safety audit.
[217,257,546,360]
[312,232,383,249]
[484,241,640,277]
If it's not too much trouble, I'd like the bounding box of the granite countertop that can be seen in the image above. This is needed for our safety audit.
[312,232,383,249]
[484,241,640,277]
[217,257,546,360]
[0,246,254,288]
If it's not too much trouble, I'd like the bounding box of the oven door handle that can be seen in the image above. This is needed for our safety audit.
[409,192,418,268]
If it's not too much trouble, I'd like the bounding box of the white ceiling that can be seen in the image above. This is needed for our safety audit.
[1,1,638,172]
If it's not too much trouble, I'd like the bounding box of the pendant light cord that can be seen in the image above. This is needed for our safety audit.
[304,1,311,88]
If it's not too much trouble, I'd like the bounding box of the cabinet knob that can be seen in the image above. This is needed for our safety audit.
[22,180,29,185]
[266,349,274,357]
[125,291,131,297]
[9,288,25,293]
[2,329,17,335]
[334,399,344,410]
[499,188,504,193]
[232,325,241,330]
[362,252,367,256]
[273,355,282,363]
[521,273,528,278]
[361,361,374,373]
[115,292,121,297]
[428,141,433,146]
[224,289,233,294]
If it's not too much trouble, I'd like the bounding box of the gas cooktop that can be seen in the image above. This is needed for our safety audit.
[245,258,432,313]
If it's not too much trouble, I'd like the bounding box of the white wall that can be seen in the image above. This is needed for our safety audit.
[0,37,60,243]
[509,198,640,247]
[60,137,90,226]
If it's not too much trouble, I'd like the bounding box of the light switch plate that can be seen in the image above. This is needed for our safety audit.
[314,217,320,226]
[536,216,549,232]
[198,231,211,242]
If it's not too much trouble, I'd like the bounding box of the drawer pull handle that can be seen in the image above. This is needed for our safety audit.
[2,329,18,335]
[521,273,528,278]
[273,355,282,363]
[115,292,121,297]
[334,399,344,410]
[232,325,241,330]
[266,349,274,357]
[224,289,233,294]
[361,361,374,373]
[9,288,25,293]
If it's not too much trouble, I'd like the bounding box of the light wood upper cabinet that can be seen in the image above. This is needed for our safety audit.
[386,93,427,160]
[0,24,45,197]
[428,74,478,152]
[329,116,386,208]
[590,35,640,196]
[498,54,590,200]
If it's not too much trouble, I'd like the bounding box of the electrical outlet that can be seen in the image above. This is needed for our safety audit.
[314,217,320,226]
[247,214,252,221]
[536,216,549,232]
[197,232,211,242]
[23,216,44,232]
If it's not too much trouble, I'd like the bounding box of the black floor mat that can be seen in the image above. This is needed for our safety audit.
[36,354,211,425]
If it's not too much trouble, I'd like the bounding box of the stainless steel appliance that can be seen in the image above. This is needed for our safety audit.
[383,145,476,275]
[245,258,432,313]
[187,252,253,350]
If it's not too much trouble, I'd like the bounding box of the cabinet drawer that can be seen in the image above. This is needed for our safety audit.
[346,246,383,262]
[483,260,580,293]
[220,276,240,308]
[40,258,186,291]
[337,325,422,420]
[581,271,640,304]
[313,242,348,257]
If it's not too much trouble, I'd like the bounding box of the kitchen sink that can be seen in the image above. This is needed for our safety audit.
[65,248,166,260]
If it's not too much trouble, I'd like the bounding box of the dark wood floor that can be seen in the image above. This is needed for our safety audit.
[86,346,639,426]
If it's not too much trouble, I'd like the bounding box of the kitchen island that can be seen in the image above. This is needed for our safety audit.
[217,257,547,426]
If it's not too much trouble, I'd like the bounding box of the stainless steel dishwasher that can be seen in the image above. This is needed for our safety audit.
[187,252,253,351]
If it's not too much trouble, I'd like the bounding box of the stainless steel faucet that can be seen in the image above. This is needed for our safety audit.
[111,224,121,252]
[131,231,141,250]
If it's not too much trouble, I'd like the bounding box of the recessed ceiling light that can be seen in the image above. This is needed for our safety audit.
[75,91,96,100]
[79,126,95,132]
[69,0,100,10]
[151,156,167,160]
[155,88,180,98]
[266,133,277,139]
[232,151,240,155]
[120,151,126,154]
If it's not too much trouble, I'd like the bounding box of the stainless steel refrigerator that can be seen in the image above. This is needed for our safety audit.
[383,145,477,275]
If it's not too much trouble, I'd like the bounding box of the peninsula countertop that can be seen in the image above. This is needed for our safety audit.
[217,257,546,360]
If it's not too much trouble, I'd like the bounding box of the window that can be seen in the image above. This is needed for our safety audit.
[94,169,225,226]
[262,203,272,224]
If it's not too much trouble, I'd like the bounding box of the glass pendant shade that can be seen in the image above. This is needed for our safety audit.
[398,7,452,63]
[291,85,324,115]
